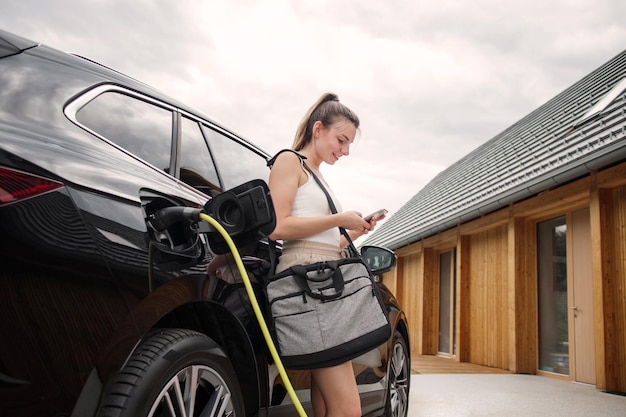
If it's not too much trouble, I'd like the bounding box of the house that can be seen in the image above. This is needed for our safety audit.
[363,50,626,393]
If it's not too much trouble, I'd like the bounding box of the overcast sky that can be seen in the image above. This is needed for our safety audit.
[2,0,625,240]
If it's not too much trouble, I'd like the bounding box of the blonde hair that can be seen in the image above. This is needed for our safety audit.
[292,92,360,151]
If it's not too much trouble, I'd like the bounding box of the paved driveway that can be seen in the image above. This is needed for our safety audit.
[407,373,626,417]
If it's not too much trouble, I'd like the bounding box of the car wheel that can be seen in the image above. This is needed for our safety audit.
[384,330,410,417]
[97,328,245,417]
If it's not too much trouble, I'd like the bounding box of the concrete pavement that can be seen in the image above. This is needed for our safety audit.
[407,373,626,417]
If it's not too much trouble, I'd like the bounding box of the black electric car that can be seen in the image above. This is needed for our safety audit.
[0,29,410,417]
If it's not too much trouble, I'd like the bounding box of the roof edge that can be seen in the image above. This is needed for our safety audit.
[376,143,626,251]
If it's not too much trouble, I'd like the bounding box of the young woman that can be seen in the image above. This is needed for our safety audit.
[268,92,384,417]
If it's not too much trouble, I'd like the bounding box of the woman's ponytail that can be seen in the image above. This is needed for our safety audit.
[292,92,359,151]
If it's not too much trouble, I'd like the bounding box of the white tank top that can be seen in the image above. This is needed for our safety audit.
[291,171,342,246]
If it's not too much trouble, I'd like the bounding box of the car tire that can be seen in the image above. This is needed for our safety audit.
[96,328,245,417]
[383,330,410,417]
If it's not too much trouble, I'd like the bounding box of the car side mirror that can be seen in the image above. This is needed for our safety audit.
[360,245,397,275]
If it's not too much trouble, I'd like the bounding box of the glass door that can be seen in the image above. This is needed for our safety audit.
[537,216,569,375]
[438,250,457,356]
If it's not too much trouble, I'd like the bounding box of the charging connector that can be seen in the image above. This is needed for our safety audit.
[147,206,202,232]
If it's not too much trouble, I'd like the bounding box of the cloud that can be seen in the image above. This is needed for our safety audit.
[2,0,625,225]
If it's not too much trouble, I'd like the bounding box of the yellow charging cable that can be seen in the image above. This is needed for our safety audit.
[199,213,307,417]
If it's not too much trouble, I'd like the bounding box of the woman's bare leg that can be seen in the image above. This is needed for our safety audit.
[310,361,360,417]
[311,378,326,417]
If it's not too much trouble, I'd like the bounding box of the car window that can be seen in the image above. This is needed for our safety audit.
[75,91,173,173]
[179,116,221,195]
[204,126,269,190]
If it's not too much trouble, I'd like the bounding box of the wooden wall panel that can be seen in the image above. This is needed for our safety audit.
[508,216,537,373]
[467,225,510,369]
[608,185,626,392]
[400,252,422,355]
[590,181,624,392]
[422,248,439,354]
[456,235,470,362]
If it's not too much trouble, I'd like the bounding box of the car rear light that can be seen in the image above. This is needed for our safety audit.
[0,167,63,206]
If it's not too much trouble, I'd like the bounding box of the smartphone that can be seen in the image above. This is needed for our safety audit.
[364,209,388,222]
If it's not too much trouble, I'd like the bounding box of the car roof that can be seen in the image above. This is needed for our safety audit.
[0,28,38,58]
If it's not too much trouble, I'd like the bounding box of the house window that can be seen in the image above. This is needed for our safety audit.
[574,77,626,127]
